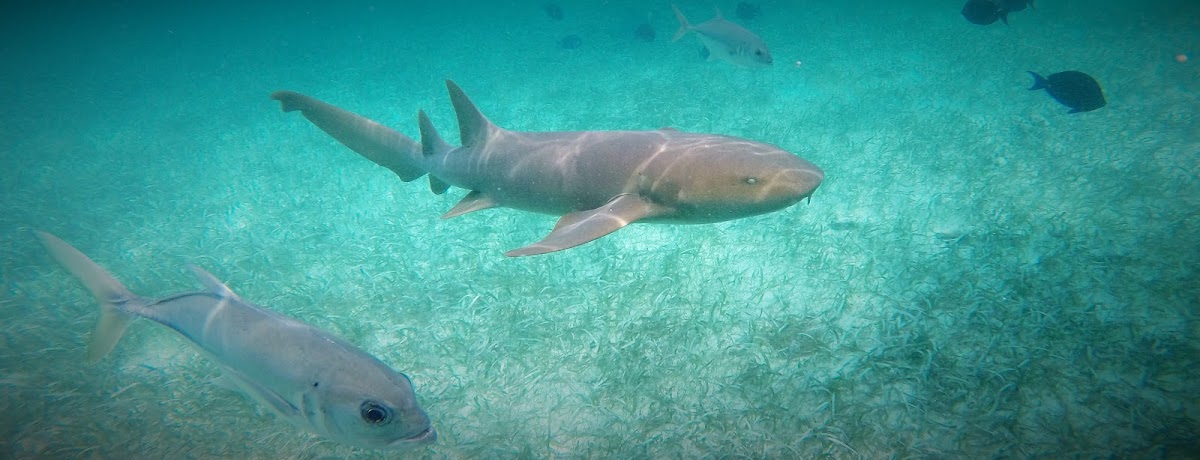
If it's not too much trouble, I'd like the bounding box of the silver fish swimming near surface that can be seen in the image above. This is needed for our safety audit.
[36,231,435,450]
[271,81,822,257]
[671,4,773,67]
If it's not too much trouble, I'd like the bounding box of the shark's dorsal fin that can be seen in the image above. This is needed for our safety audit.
[418,109,453,157]
[445,80,499,149]
[187,265,240,301]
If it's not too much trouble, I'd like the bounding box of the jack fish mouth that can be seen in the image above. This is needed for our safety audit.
[390,426,437,448]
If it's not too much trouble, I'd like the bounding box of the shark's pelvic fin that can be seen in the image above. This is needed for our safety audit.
[442,191,500,219]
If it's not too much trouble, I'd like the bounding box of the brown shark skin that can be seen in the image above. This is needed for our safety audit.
[429,128,819,223]
[273,81,823,256]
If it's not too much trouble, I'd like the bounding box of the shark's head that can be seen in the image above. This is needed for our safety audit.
[313,367,436,450]
[645,133,823,223]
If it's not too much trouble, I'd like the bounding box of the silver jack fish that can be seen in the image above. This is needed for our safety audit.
[36,231,435,450]
[671,4,773,67]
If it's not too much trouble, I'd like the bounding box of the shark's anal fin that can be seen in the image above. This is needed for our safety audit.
[430,175,451,195]
[442,191,500,219]
[505,194,666,257]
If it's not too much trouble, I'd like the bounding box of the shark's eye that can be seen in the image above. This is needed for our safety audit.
[744,177,759,185]
[755,50,763,56]
[360,401,391,425]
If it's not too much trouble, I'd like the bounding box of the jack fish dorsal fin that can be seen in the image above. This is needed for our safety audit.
[504,194,668,257]
[187,265,241,301]
[445,80,499,149]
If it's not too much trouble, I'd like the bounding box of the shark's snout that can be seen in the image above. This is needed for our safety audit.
[765,164,824,207]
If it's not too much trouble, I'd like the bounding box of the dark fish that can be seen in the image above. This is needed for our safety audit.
[998,0,1033,12]
[634,23,655,42]
[542,3,563,21]
[1027,71,1106,113]
[961,0,1008,25]
[559,34,582,49]
[736,2,761,20]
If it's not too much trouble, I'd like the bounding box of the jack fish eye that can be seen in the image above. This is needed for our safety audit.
[360,401,391,425]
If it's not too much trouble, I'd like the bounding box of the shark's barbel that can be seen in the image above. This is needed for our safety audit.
[36,231,435,450]
[272,80,823,257]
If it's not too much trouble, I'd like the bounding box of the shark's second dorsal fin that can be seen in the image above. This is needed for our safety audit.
[187,265,241,301]
[418,110,453,157]
[445,80,498,149]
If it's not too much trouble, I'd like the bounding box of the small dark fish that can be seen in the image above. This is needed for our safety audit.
[559,34,582,49]
[542,3,563,21]
[634,23,655,42]
[1027,71,1106,113]
[998,0,1033,12]
[735,2,761,20]
[961,0,1008,25]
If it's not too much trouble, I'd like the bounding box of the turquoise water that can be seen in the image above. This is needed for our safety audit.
[2,0,1197,458]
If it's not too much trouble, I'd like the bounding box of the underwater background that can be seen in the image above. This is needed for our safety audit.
[1,0,1197,458]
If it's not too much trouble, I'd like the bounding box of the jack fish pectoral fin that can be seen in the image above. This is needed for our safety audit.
[218,366,301,422]
[504,194,666,257]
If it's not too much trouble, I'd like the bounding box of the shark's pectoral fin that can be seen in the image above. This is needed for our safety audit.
[505,194,666,257]
[442,190,500,219]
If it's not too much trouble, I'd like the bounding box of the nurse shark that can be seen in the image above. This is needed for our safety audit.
[272,80,823,257]
[36,231,435,450]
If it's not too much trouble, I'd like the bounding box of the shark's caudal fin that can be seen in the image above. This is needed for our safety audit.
[444,80,500,149]
[270,90,427,182]
[36,231,145,363]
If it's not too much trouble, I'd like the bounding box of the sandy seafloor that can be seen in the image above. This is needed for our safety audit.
[1,0,1198,458]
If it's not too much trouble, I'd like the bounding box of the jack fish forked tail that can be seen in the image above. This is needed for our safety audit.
[272,81,823,257]
[36,231,436,450]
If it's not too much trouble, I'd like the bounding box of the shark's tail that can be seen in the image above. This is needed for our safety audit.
[36,231,147,363]
[670,4,692,42]
[271,90,427,182]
